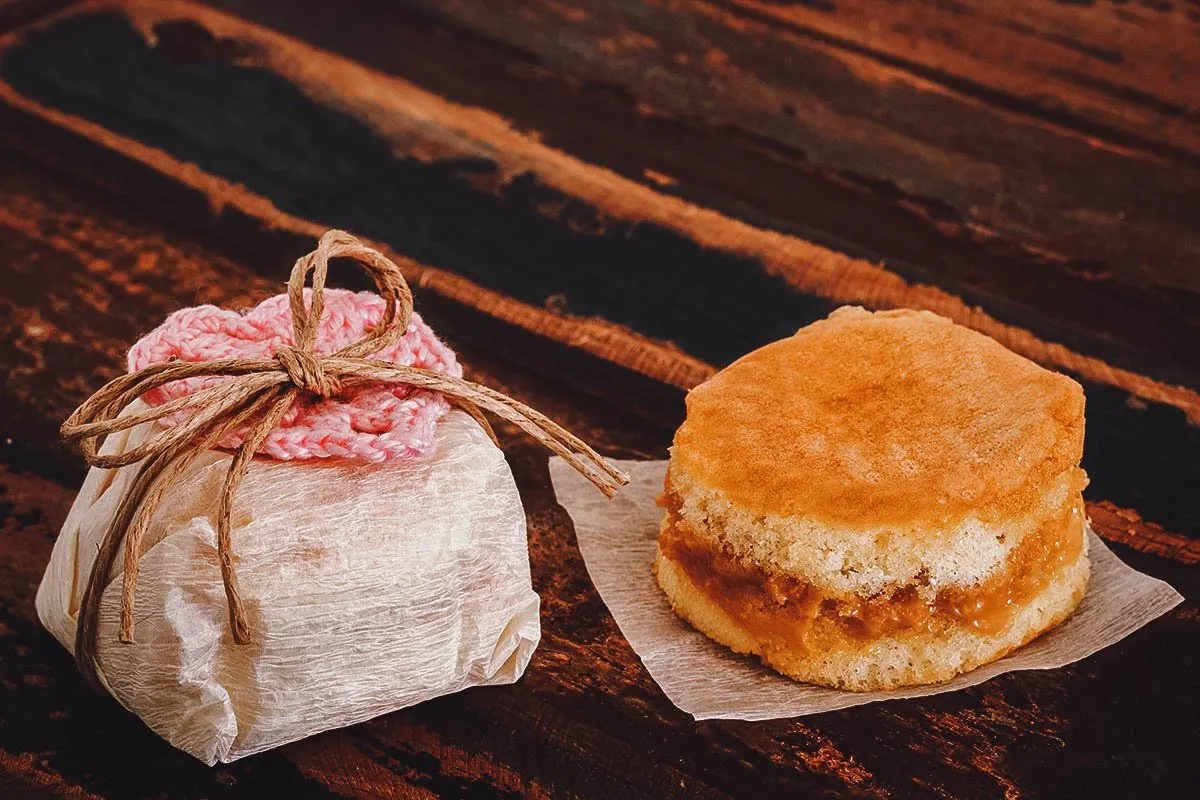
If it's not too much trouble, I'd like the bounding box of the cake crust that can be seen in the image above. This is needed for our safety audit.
[672,306,1085,530]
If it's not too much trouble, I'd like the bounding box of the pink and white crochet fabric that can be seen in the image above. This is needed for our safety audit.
[128,289,461,462]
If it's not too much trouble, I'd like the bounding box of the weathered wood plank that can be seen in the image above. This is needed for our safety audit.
[5,2,1197,388]
[0,0,76,33]
[205,0,1200,386]
[393,0,1200,302]
[721,0,1200,158]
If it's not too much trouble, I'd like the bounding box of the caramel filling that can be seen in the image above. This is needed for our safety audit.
[658,487,1084,648]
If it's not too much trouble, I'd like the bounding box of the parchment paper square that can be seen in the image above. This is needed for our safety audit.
[550,458,1183,720]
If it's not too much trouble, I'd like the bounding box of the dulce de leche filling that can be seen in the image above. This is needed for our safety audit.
[658,486,1084,646]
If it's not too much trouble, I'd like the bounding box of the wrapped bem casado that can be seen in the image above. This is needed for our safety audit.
[37,231,626,764]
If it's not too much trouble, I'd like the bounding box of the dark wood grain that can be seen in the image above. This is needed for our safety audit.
[0,1,1196,798]
[399,0,1200,298]
[0,0,74,31]
[208,0,1200,385]
[10,0,1200,392]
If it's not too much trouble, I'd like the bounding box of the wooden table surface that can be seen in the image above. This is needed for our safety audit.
[1,1,1197,797]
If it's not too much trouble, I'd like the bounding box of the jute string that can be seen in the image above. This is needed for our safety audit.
[62,230,629,690]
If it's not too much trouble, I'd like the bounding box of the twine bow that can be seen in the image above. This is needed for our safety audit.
[62,230,628,689]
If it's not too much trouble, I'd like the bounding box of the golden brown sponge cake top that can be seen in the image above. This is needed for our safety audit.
[672,307,1085,530]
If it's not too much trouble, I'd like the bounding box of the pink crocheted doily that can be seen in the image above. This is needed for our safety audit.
[128,289,461,462]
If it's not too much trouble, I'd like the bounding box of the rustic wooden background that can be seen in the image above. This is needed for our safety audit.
[0,0,1197,797]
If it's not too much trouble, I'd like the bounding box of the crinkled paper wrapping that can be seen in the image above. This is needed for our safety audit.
[550,458,1183,720]
[37,407,540,764]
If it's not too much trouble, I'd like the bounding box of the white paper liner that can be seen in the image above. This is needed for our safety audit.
[38,406,539,763]
[550,458,1183,720]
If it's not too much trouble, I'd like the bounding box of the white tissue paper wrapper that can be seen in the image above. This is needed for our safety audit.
[550,458,1183,721]
[37,407,540,763]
